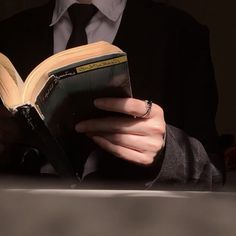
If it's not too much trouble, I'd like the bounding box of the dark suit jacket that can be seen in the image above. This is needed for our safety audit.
[0,0,224,189]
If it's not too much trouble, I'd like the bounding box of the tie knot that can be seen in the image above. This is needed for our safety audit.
[68,3,98,28]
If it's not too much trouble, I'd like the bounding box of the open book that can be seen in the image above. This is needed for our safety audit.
[0,41,132,179]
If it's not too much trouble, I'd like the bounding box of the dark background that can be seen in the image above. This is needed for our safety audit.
[0,0,235,140]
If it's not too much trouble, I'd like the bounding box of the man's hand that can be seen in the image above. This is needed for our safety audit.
[75,98,166,166]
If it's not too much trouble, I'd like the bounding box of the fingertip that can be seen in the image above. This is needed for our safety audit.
[94,98,104,108]
[75,123,85,132]
[91,136,104,147]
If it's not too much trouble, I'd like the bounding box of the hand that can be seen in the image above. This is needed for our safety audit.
[75,98,166,166]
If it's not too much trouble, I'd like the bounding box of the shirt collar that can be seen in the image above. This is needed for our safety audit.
[50,0,126,26]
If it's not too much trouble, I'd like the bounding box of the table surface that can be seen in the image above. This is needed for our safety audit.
[0,189,236,236]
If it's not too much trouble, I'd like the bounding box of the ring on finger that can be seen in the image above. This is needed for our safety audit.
[138,100,152,118]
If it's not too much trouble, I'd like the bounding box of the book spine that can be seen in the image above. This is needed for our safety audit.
[15,104,76,179]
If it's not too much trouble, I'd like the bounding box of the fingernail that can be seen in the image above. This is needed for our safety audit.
[75,123,85,132]
[94,99,103,107]
[91,136,101,143]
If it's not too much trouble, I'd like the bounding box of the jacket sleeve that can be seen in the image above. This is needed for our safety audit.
[146,125,223,190]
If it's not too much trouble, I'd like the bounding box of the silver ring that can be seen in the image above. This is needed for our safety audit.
[139,100,152,118]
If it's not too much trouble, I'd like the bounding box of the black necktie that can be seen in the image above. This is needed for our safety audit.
[66,4,98,49]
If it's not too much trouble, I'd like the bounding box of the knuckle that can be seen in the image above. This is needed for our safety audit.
[151,122,165,135]
[156,141,164,152]
[138,154,154,166]
[153,104,164,115]
[158,106,164,117]
[146,140,161,152]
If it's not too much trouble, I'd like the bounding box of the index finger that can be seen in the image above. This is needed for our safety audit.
[94,97,161,118]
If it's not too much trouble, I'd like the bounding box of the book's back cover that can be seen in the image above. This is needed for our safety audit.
[35,53,132,176]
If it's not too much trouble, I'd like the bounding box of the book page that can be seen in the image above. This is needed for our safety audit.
[0,53,23,109]
[22,41,123,104]
[0,64,21,109]
[0,53,24,91]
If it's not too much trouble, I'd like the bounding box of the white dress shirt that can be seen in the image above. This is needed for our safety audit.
[50,0,127,53]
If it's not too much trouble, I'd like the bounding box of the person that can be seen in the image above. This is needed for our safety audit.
[0,0,224,190]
